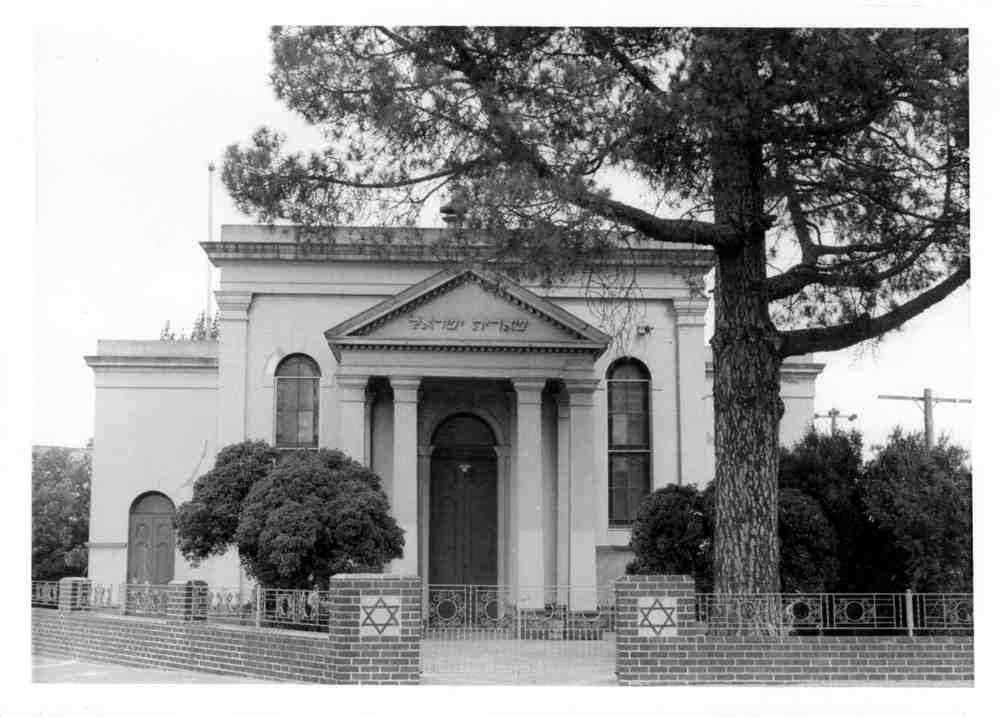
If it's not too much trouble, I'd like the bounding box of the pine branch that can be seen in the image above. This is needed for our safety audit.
[778,258,969,357]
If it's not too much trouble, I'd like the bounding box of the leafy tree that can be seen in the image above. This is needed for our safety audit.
[176,440,279,561]
[234,451,403,588]
[222,27,968,598]
[626,485,712,592]
[628,481,837,594]
[779,429,904,591]
[176,443,402,588]
[32,446,91,580]
[159,311,220,341]
[862,429,972,592]
[777,488,838,592]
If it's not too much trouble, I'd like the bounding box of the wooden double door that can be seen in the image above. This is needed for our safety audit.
[428,446,498,586]
[127,493,176,585]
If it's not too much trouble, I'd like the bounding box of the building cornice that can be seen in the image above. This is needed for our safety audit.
[704,359,826,377]
[84,355,219,371]
[201,238,716,273]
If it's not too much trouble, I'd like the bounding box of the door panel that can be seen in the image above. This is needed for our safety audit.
[429,456,498,586]
[127,495,176,585]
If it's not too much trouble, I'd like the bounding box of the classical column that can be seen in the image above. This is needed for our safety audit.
[513,379,546,606]
[337,375,369,462]
[675,299,710,486]
[390,376,421,575]
[418,443,433,618]
[363,389,376,467]
[567,378,600,610]
[556,392,571,601]
[494,445,511,591]
[215,291,253,447]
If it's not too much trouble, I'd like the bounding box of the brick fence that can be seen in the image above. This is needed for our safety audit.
[328,574,421,685]
[32,574,422,685]
[614,575,974,685]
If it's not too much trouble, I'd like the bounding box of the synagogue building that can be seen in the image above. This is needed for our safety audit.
[85,225,823,601]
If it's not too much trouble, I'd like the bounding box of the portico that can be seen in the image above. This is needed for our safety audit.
[326,267,610,607]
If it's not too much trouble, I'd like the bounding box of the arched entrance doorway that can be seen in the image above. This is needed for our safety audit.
[127,492,176,584]
[429,414,498,585]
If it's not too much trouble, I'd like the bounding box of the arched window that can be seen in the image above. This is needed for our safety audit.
[275,354,320,449]
[606,357,651,527]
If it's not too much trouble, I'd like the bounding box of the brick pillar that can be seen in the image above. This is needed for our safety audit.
[613,575,700,685]
[165,580,209,621]
[328,574,421,685]
[57,577,91,611]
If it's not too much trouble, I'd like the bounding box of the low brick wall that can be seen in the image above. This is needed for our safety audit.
[32,573,424,685]
[614,576,974,685]
[33,609,335,683]
[328,574,421,685]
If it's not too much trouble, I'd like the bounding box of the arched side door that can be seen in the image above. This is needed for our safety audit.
[127,492,176,584]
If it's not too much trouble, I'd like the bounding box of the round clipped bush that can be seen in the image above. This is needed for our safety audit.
[234,450,404,588]
[626,484,713,592]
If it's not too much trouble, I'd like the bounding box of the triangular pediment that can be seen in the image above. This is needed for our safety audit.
[325,267,610,359]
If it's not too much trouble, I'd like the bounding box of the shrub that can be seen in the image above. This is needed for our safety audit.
[176,440,278,561]
[626,484,713,593]
[234,450,404,588]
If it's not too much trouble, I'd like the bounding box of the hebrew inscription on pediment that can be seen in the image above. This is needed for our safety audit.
[364,281,574,342]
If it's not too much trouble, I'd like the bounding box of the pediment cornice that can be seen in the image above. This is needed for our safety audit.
[325,267,611,360]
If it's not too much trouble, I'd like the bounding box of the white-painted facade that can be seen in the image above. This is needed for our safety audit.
[85,225,823,596]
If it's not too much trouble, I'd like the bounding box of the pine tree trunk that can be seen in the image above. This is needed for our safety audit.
[709,132,784,632]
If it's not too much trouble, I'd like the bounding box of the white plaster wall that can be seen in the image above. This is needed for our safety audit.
[88,366,227,588]
[244,293,392,453]
[547,295,684,547]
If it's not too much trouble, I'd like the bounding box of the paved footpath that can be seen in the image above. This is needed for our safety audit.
[32,654,265,684]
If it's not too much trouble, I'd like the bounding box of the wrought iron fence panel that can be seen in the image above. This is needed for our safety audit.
[204,586,255,626]
[123,583,170,617]
[695,592,973,634]
[31,581,60,608]
[421,584,617,683]
[259,588,331,632]
[87,583,122,610]
[914,593,974,631]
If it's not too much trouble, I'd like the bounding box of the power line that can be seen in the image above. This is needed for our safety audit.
[877,387,971,450]
[814,407,857,434]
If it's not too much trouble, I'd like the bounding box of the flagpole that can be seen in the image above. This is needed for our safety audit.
[206,162,216,323]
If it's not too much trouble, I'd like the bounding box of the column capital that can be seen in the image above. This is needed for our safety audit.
[215,290,253,320]
[390,376,422,403]
[338,375,370,408]
[566,379,599,407]
[673,298,710,327]
[337,374,370,391]
[418,444,435,458]
[512,378,547,402]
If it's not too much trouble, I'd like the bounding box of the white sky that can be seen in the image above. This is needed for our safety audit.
[32,24,973,454]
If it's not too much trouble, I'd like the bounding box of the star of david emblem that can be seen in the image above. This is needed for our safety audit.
[637,597,678,637]
[359,596,401,636]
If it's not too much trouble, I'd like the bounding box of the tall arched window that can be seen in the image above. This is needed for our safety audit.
[607,357,651,527]
[275,354,320,449]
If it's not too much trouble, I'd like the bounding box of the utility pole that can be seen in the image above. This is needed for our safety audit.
[877,387,971,450]
[814,407,858,434]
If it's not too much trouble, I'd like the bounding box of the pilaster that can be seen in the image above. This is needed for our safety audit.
[513,378,546,606]
[567,378,600,609]
[674,299,710,486]
[215,290,253,446]
[336,374,369,462]
[390,376,421,575]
